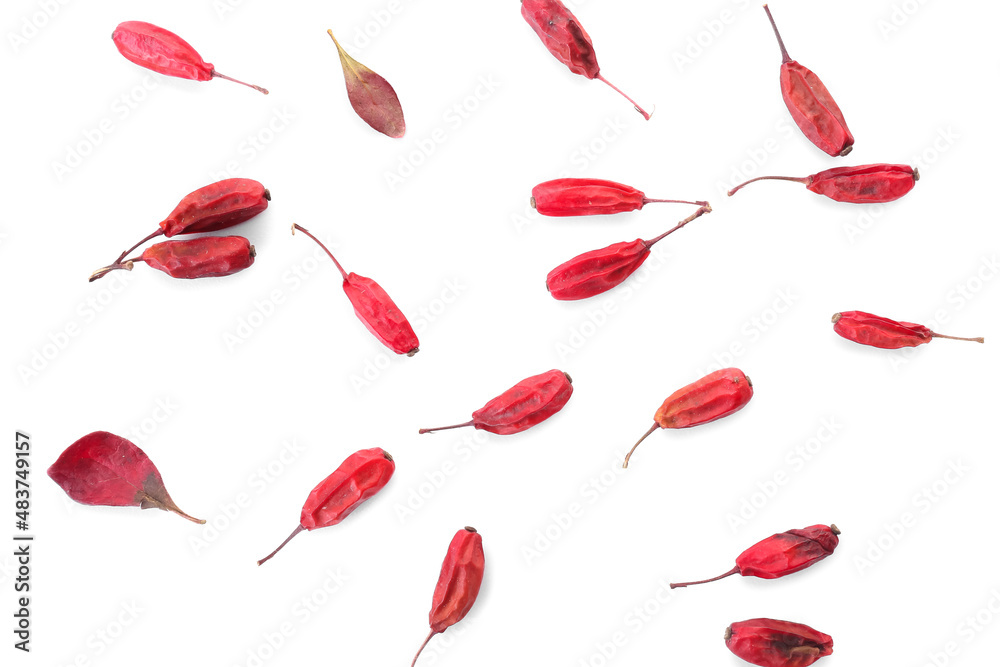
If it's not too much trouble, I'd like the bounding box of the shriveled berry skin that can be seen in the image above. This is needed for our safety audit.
[546,241,649,300]
[521,0,600,78]
[764,7,853,157]
[343,274,420,356]
[159,178,270,237]
[832,311,931,349]
[141,236,255,279]
[472,370,574,434]
[300,448,395,531]
[726,618,833,667]
[112,21,213,81]
[736,525,840,579]
[531,178,645,216]
[655,368,753,429]
[779,62,853,157]
[807,165,917,203]
[428,527,485,633]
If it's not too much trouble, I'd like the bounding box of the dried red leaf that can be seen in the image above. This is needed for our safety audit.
[328,30,405,138]
[47,431,204,524]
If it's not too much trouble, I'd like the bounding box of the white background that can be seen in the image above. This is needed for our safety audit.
[3,0,999,665]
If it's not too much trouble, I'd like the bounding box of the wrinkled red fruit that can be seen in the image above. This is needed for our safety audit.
[726,618,833,667]
[763,5,853,157]
[411,527,486,667]
[624,368,753,468]
[671,524,840,588]
[257,448,395,565]
[113,21,268,93]
[419,369,573,435]
[292,224,419,356]
[728,165,918,203]
[832,311,983,349]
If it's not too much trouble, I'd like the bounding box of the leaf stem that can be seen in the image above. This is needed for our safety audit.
[168,506,207,525]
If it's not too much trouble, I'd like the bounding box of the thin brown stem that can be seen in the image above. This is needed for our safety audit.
[257,525,305,566]
[595,74,652,120]
[419,421,475,435]
[670,566,740,589]
[623,423,659,469]
[728,175,809,197]
[931,332,984,344]
[643,204,712,248]
[642,198,710,207]
[167,507,207,525]
[145,495,206,524]
[411,630,438,667]
[115,229,163,264]
[89,260,135,282]
[211,70,269,95]
[763,5,792,64]
[291,224,349,280]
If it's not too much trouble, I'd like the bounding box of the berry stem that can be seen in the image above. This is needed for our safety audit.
[728,175,810,197]
[211,70,269,95]
[411,630,438,667]
[623,423,659,469]
[595,74,652,120]
[643,205,712,248]
[931,332,984,343]
[670,566,741,589]
[115,229,163,264]
[418,421,475,435]
[257,525,305,566]
[292,223,349,280]
[89,260,136,282]
[642,198,710,207]
[763,5,792,64]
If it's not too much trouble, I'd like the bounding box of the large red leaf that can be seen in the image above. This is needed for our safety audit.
[48,431,204,524]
